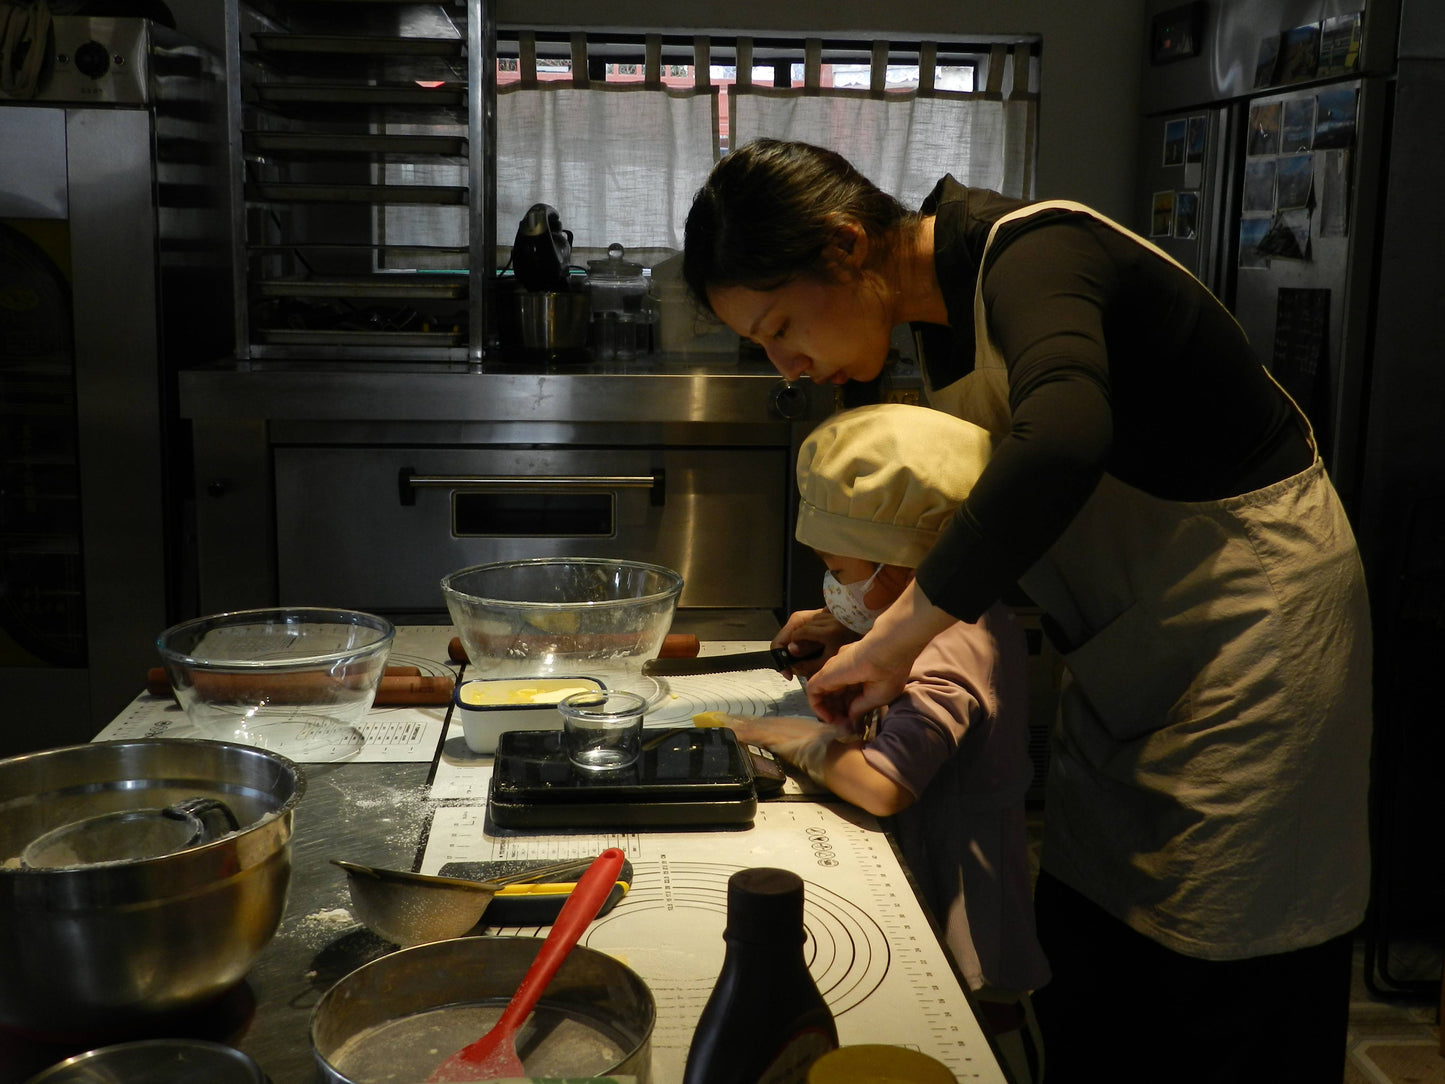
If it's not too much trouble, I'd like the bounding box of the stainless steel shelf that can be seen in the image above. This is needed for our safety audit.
[228,0,490,362]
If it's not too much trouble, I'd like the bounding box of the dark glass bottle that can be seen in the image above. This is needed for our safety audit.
[683,867,839,1084]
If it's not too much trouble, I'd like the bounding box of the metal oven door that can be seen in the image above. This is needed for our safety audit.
[274,444,789,612]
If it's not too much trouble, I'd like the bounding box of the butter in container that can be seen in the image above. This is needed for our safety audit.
[453,676,605,754]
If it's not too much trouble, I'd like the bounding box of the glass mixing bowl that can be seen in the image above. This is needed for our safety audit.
[156,607,394,761]
[441,559,683,704]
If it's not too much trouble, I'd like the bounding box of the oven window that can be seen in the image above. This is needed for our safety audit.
[453,492,615,536]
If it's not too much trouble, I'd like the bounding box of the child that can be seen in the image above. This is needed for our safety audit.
[699,402,1049,1007]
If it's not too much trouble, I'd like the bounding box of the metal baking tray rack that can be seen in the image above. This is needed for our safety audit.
[231,0,481,361]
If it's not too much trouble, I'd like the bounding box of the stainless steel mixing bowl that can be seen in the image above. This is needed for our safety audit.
[0,739,305,1039]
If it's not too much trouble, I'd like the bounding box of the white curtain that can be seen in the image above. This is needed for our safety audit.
[731,90,1035,205]
[728,49,1037,206]
[496,83,719,256]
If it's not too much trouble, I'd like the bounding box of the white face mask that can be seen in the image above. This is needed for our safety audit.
[823,565,886,635]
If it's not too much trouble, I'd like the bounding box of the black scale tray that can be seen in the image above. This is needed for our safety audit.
[487,727,758,829]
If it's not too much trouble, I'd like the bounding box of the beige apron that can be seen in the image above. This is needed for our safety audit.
[933,200,1373,959]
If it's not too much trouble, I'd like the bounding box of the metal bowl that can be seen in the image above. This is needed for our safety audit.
[156,607,393,759]
[0,739,305,1039]
[24,1039,270,1084]
[311,935,655,1083]
[441,559,683,691]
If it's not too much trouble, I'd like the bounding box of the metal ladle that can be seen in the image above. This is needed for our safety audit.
[332,856,595,947]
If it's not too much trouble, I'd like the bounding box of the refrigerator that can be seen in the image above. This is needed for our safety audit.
[1135,0,1445,996]
[0,18,232,749]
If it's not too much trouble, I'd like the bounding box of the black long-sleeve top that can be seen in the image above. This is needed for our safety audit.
[911,177,1312,623]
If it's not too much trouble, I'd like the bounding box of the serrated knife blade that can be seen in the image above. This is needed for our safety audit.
[642,644,821,677]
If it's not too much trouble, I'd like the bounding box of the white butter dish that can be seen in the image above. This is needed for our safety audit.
[453,676,605,754]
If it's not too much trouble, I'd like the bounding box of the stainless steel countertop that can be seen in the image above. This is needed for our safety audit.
[178,354,831,428]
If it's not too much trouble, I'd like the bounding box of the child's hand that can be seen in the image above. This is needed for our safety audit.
[771,608,856,678]
[694,713,852,785]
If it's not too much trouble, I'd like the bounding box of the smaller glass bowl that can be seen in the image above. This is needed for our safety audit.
[156,607,393,761]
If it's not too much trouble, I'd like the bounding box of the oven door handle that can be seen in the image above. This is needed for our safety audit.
[398,467,666,507]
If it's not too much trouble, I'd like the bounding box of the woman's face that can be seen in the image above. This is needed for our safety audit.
[707,274,893,385]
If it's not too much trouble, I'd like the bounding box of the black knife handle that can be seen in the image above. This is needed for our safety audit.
[769,644,823,670]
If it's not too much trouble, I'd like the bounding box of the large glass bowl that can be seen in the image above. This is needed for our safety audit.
[156,607,394,761]
[441,559,683,698]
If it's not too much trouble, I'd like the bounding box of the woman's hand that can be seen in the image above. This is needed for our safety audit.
[771,607,856,679]
[805,580,956,726]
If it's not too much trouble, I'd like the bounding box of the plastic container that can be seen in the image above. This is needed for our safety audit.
[453,675,605,754]
[806,1045,956,1084]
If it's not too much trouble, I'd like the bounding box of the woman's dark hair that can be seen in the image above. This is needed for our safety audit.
[682,139,912,312]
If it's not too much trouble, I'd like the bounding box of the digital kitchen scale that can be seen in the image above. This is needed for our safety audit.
[487,727,758,829]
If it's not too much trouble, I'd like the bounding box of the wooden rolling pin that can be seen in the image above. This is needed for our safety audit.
[146,667,456,706]
[446,632,699,665]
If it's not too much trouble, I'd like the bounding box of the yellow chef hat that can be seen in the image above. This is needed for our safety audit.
[795,403,993,568]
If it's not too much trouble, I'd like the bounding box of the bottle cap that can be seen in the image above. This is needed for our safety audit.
[725,867,806,945]
[806,1044,956,1084]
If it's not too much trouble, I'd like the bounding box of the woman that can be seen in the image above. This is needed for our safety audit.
[683,138,1372,1084]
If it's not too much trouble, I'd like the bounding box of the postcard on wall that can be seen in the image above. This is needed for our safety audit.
[1279,23,1322,84]
[1151,190,1176,237]
[1183,114,1206,186]
[1314,86,1359,149]
[1174,191,1199,240]
[1247,102,1282,156]
[1163,118,1187,166]
[1254,34,1282,88]
[1319,12,1362,77]
[1239,216,1271,269]
[1281,97,1315,152]
[1275,154,1314,210]
[1185,115,1206,164]
[1243,158,1278,214]
[1320,148,1351,237]
[1257,208,1312,262]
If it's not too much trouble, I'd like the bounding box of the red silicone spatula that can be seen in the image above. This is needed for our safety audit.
[425,847,627,1082]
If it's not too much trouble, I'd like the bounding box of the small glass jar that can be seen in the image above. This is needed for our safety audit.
[558,688,646,771]
[586,242,649,360]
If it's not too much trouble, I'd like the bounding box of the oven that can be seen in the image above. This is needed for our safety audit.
[181,366,831,635]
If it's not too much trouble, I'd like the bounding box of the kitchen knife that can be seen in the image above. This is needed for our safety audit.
[642,644,822,677]
[447,632,700,665]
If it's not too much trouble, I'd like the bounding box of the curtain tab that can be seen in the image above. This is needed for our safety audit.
[645,34,661,87]
[518,30,536,87]
[917,42,937,95]
[986,43,1007,97]
[1010,44,1036,98]
[804,38,822,92]
[570,32,589,87]
[693,36,711,89]
[869,41,888,98]
[735,37,753,88]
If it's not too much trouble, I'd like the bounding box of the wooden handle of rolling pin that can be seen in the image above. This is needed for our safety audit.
[446,632,700,664]
[146,668,454,705]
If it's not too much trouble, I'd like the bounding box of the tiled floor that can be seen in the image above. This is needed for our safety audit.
[1346,938,1443,1084]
